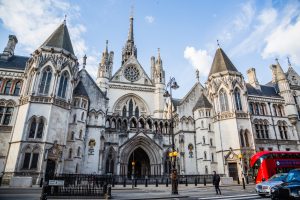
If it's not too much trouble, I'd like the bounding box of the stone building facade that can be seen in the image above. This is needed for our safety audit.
[0,16,300,186]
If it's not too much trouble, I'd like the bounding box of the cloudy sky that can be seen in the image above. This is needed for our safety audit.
[0,0,299,98]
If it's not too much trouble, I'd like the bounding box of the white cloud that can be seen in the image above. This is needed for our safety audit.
[145,16,155,24]
[233,1,255,31]
[0,0,89,59]
[230,8,278,57]
[262,11,300,63]
[184,46,212,77]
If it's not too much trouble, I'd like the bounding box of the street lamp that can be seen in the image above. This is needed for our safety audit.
[164,77,179,195]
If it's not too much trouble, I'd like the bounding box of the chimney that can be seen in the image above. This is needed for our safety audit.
[2,35,18,58]
[247,68,261,90]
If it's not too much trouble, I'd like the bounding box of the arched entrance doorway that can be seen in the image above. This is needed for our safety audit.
[127,147,150,178]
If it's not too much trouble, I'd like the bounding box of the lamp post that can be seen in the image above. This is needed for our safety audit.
[164,77,179,195]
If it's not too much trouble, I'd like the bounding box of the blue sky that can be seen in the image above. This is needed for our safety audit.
[0,0,299,98]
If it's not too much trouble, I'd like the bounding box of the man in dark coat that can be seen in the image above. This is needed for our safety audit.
[213,171,221,195]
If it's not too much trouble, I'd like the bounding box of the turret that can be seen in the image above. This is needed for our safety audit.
[271,59,298,124]
[152,49,166,118]
[247,68,261,90]
[1,35,18,60]
[152,48,165,84]
[96,40,114,93]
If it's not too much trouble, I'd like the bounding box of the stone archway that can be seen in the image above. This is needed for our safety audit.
[119,134,163,176]
[128,147,150,178]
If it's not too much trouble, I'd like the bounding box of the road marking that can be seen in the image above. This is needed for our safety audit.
[198,193,259,199]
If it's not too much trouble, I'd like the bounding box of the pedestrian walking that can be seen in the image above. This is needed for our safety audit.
[213,171,221,195]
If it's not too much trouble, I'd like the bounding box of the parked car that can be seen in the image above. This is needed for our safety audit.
[271,169,300,200]
[255,173,287,197]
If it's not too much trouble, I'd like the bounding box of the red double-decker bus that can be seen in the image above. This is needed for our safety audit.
[250,151,300,184]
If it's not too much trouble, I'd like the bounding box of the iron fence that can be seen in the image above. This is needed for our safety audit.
[41,174,112,199]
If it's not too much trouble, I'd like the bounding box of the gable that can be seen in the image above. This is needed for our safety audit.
[78,69,108,111]
[110,56,153,86]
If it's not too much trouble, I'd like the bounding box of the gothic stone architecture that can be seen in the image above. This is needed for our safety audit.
[1,17,300,186]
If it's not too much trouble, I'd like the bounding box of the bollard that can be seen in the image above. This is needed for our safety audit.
[106,185,112,199]
[40,178,43,188]
[135,179,137,187]
[166,178,169,187]
[204,177,206,186]
[195,178,197,186]
[185,177,188,186]
[242,178,246,189]
[132,179,134,189]
[123,179,126,187]
[103,184,107,195]
[156,179,158,187]
[40,183,47,200]
[246,176,249,184]
[237,178,240,185]
[145,179,148,187]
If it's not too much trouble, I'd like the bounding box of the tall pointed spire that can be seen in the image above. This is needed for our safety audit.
[122,14,137,65]
[128,16,134,42]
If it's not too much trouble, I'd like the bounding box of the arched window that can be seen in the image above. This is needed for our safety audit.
[57,71,68,98]
[240,132,245,147]
[81,112,84,121]
[135,107,139,118]
[203,136,206,144]
[79,130,83,139]
[245,132,250,147]
[204,151,207,160]
[2,107,13,125]
[273,105,278,116]
[211,153,214,162]
[39,66,52,95]
[70,131,75,140]
[201,121,204,128]
[129,99,133,116]
[278,121,288,140]
[210,138,213,146]
[249,103,254,114]
[73,114,76,123]
[77,147,81,157]
[205,166,208,174]
[219,89,229,112]
[29,118,37,138]
[4,80,12,95]
[28,117,44,139]
[36,119,44,138]
[234,88,242,111]
[68,148,72,159]
[13,81,21,95]
[122,106,127,117]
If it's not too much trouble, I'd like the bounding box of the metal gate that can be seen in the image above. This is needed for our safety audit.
[41,174,112,199]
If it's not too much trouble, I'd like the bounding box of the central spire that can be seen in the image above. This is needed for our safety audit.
[122,15,137,65]
[128,16,134,42]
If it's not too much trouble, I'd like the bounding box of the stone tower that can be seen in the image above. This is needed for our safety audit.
[3,20,79,185]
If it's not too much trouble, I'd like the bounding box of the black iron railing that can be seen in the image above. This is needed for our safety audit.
[41,174,112,199]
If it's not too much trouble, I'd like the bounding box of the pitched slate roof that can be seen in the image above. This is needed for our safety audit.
[193,94,212,111]
[0,55,29,70]
[73,81,88,97]
[208,48,239,76]
[246,83,282,98]
[41,22,74,55]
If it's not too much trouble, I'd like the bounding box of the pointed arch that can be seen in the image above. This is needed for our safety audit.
[219,88,229,112]
[234,87,242,111]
